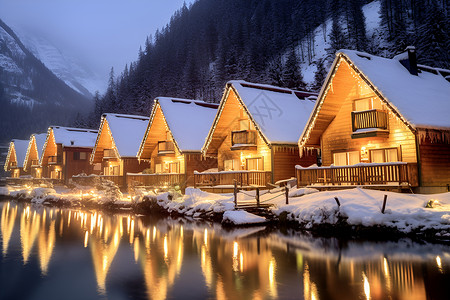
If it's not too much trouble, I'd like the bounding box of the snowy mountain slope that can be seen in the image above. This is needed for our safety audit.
[297,1,383,88]
[15,28,105,97]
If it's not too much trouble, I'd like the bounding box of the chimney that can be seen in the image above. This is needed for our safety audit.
[400,46,418,76]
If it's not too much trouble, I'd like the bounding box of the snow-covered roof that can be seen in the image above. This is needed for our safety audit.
[228,80,317,144]
[339,50,450,130]
[11,139,29,168]
[157,98,218,151]
[51,126,98,148]
[104,113,150,157]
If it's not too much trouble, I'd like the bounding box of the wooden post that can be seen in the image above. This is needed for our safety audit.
[285,186,289,205]
[256,188,260,207]
[381,194,387,214]
[234,180,238,209]
[334,196,341,207]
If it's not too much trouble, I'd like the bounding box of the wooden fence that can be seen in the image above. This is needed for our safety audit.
[127,173,186,189]
[296,162,418,187]
[194,171,271,188]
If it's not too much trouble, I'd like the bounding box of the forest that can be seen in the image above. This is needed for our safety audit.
[82,0,448,126]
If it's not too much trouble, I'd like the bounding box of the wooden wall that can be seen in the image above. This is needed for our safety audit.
[320,59,417,166]
[419,140,450,187]
[63,147,95,183]
[185,153,217,187]
[273,146,316,183]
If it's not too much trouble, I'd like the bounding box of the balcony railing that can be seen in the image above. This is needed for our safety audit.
[9,161,17,168]
[31,159,40,166]
[194,170,271,188]
[296,162,418,187]
[103,149,117,158]
[231,130,257,146]
[158,141,175,154]
[351,109,388,131]
[48,156,61,164]
[127,173,186,189]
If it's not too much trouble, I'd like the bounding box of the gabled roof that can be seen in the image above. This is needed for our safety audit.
[4,139,29,170]
[96,113,149,158]
[51,126,98,148]
[203,80,317,152]
[341,50,450,130]
[138,98,218,158]
[299,50,450,150]
[23,133,47,170]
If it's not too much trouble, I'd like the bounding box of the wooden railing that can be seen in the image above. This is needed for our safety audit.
[194,170,271,187]
[9,161,17,167]
[103,149,116,158]
[31,160,40,166]
[99,175,123,186]
[231,130,257,146]
[296,162,418,187]
[158,141,175,154]
[127,173,186,189]
[351,109,388,131]
[48,156,61,164]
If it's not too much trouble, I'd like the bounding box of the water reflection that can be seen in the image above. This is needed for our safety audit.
[0,201,449,300]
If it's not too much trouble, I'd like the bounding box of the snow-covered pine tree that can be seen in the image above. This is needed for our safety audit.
[282,47,306,90]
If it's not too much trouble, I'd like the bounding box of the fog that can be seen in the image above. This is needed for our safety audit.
[0,0,189,91]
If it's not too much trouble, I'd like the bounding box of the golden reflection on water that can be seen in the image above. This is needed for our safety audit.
[0,202,449,300]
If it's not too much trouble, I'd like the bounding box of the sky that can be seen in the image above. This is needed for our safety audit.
[0,0,189,91]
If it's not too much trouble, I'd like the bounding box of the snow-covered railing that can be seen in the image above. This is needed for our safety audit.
[296,162,418,187]
[194,170,271,188]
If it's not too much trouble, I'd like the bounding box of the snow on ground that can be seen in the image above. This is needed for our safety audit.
[222,210,267,225]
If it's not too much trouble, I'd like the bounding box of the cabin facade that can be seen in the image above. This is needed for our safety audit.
[199,80,317,189]
[23,133,47,178]
[297,48,450,193]
[41,126,98,183]
[4,139,29,178]
[135,98,218,190]
[90,114,150,187]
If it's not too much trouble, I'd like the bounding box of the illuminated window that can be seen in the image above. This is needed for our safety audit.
[74,152,87,160]
[354,97,382,111]
[370,148,398,163]
[246,157,263,170]
[169,162,178,173]
[333,151,360,166]
[155,164,162,173]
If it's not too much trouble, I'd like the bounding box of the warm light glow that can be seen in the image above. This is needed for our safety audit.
[436,256,443,272]
[84,231,89,248]
[164,235,168,261]
[363,273,370,300]
[204,228,208,246]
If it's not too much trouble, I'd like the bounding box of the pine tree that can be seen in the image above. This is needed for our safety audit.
[328,18,346,57]
[282,47,306,90]
[313,59,327,92]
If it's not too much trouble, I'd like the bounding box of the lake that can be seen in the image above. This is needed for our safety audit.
[1,201,449,300]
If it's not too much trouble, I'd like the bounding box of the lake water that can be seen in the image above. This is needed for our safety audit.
[0,201,449,300]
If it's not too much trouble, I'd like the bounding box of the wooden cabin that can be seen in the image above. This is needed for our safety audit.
[199,80,317,190]
[4,139,29,178]
[41,126,98,183]
[23,133,47,178]
[297,48,450,193]
[135,98,218,190]
[90,113,150,188]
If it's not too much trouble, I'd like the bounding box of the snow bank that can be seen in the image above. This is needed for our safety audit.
[272,188,450,235]
[222,210,267,225]
[0,187,10,196]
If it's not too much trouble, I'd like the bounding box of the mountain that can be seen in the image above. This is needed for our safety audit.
[15,28,105,98]
[91,0,448,125]
[0,18,93,143]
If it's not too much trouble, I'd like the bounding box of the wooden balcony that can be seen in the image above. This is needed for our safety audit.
[231,130,257,149]
[103,149,117,158]
[48,156,61,164]
[9,161,17,168]
[31,160,40,166]
[296,162,418,188]
[351,109,388,137]
[194,170,271,188]
[127,173,186,189]
[157,141,175,155]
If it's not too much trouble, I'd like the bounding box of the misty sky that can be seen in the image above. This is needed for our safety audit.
[0,0,189,91]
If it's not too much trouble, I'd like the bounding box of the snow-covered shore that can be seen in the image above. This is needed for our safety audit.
[1,184,449,241]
